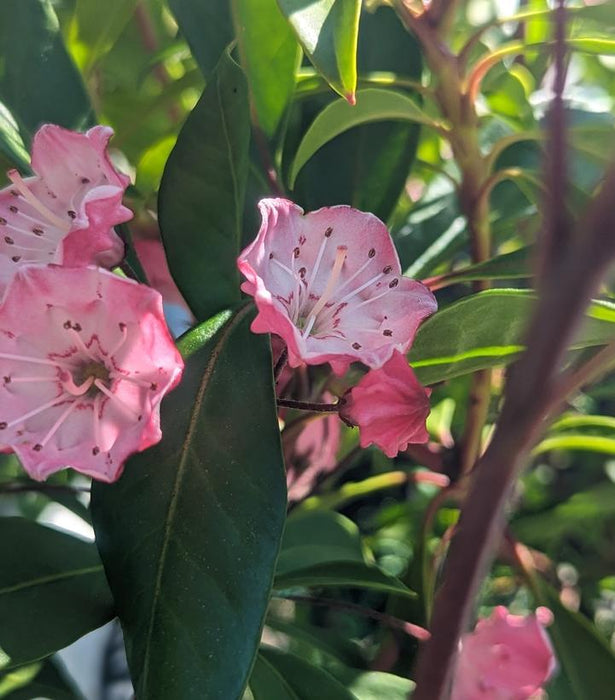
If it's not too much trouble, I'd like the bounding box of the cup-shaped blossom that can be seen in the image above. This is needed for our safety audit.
[339,351,430,457]
[0,124,132,296]
[238,199,437,375]
[452,606,557,700]
[0,265,183,482]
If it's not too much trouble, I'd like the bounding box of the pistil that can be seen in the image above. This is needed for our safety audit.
[302,246,347,338]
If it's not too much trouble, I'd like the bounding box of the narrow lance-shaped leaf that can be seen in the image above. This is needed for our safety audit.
[0,518,113,670]
[277,0,361,102]
[0,0,92,144]
[158,50,250,322]
[91,307,287,699]
[232,0,300,137]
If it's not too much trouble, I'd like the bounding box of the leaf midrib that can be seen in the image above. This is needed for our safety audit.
[0,565,103,596]
[139,305,250,694]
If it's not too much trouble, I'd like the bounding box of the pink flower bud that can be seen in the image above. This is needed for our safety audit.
[0,125,132,297]
[0,264,183,482]
[237,199,436,375]
[452,606,557,699]
[339,351,430,458]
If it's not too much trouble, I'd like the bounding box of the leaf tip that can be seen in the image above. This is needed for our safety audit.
[345,92,357,106]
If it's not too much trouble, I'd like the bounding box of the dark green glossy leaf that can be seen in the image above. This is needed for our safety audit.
[277,0,361,101]
[276,510,364,577]
[250,654,299,700]
[0,0,92,143]
[232,0,299,137]
[167,0,234,79]
[275,560,415,598]
[158,50,250,322]
[410,290,615,386]
[290,89,438,187]
[0,518,113,670]
[538,582,615,700]
[91,307,287,699]
[0,105,29,172]
[287,6,423,222]
[258,647,354,700]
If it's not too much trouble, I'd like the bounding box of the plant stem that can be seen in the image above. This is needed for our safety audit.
[276,398,339,413]
[273,593,431,641]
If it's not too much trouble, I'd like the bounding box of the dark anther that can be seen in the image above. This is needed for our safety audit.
[8,205,18,214]
[33,444,43,452]
[119,322,127,331]
[0,218,6,225]
[383,265,392,274]
[92,446,100,456]
[389,279,399,288]
[10,189,19,197]
[269,252,274,259]
[63,320,72,329]
[293,247,300,258]
[299,267,306,278]
[67,210,77,219]
[0,422,6,430]
[32,227,44,235]
[368,248,376,258]
[150,383,158,391]
[324,227,333,238]
[81,177,91,184]
[11,256,20,263]
[4,236,14,245]
[383,329,393,337]
[138,415,143,421]
[352,342,362,349]
[3,376,10,384]
[73,323,82,332]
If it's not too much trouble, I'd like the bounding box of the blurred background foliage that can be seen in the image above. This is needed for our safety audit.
[0,0,614,698]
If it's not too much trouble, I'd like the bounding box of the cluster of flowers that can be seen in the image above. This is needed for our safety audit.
[0,124,183,483]
[237,198,438,464]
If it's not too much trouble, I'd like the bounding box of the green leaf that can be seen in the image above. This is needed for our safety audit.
[538,582,615,700]
[0,518,113,670]
[409,290,615,386]
[91,307,287,700]
[158,50,250,322]
[327,667,415,700]
[0,0,92,143]
[550,414,615,432]
[274,560,415,598]
[0,660,81,700]
[428,246,533,288]
[286,5,423,222]
[290,89,440,187]
[69,0,140,72]
[232,0,300,137]
[250,654,299,700]
[0,104,29,172]
[532,435,615,457]
[276,510,365,577]
[258,647,355,700]
[167,0,234,78]
[277,0,361,101]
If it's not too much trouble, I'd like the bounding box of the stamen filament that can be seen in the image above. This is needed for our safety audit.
[107,325,129,357]
[338,272,384,305]
[6,392,69,428]
[40,399,79,447]
[94,379,140,419]
[7,170,71,232]
[306,235,329,292]
[68,329,98,362]
[109,372,153,388]
[302,246,347,337]
[0,352,72,370]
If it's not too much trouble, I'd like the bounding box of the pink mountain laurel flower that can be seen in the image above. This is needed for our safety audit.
[451,606,557,700]
[0,265,183,482]
[0,124,132,297]
[237,199,437,375]
[339,351,431,458]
